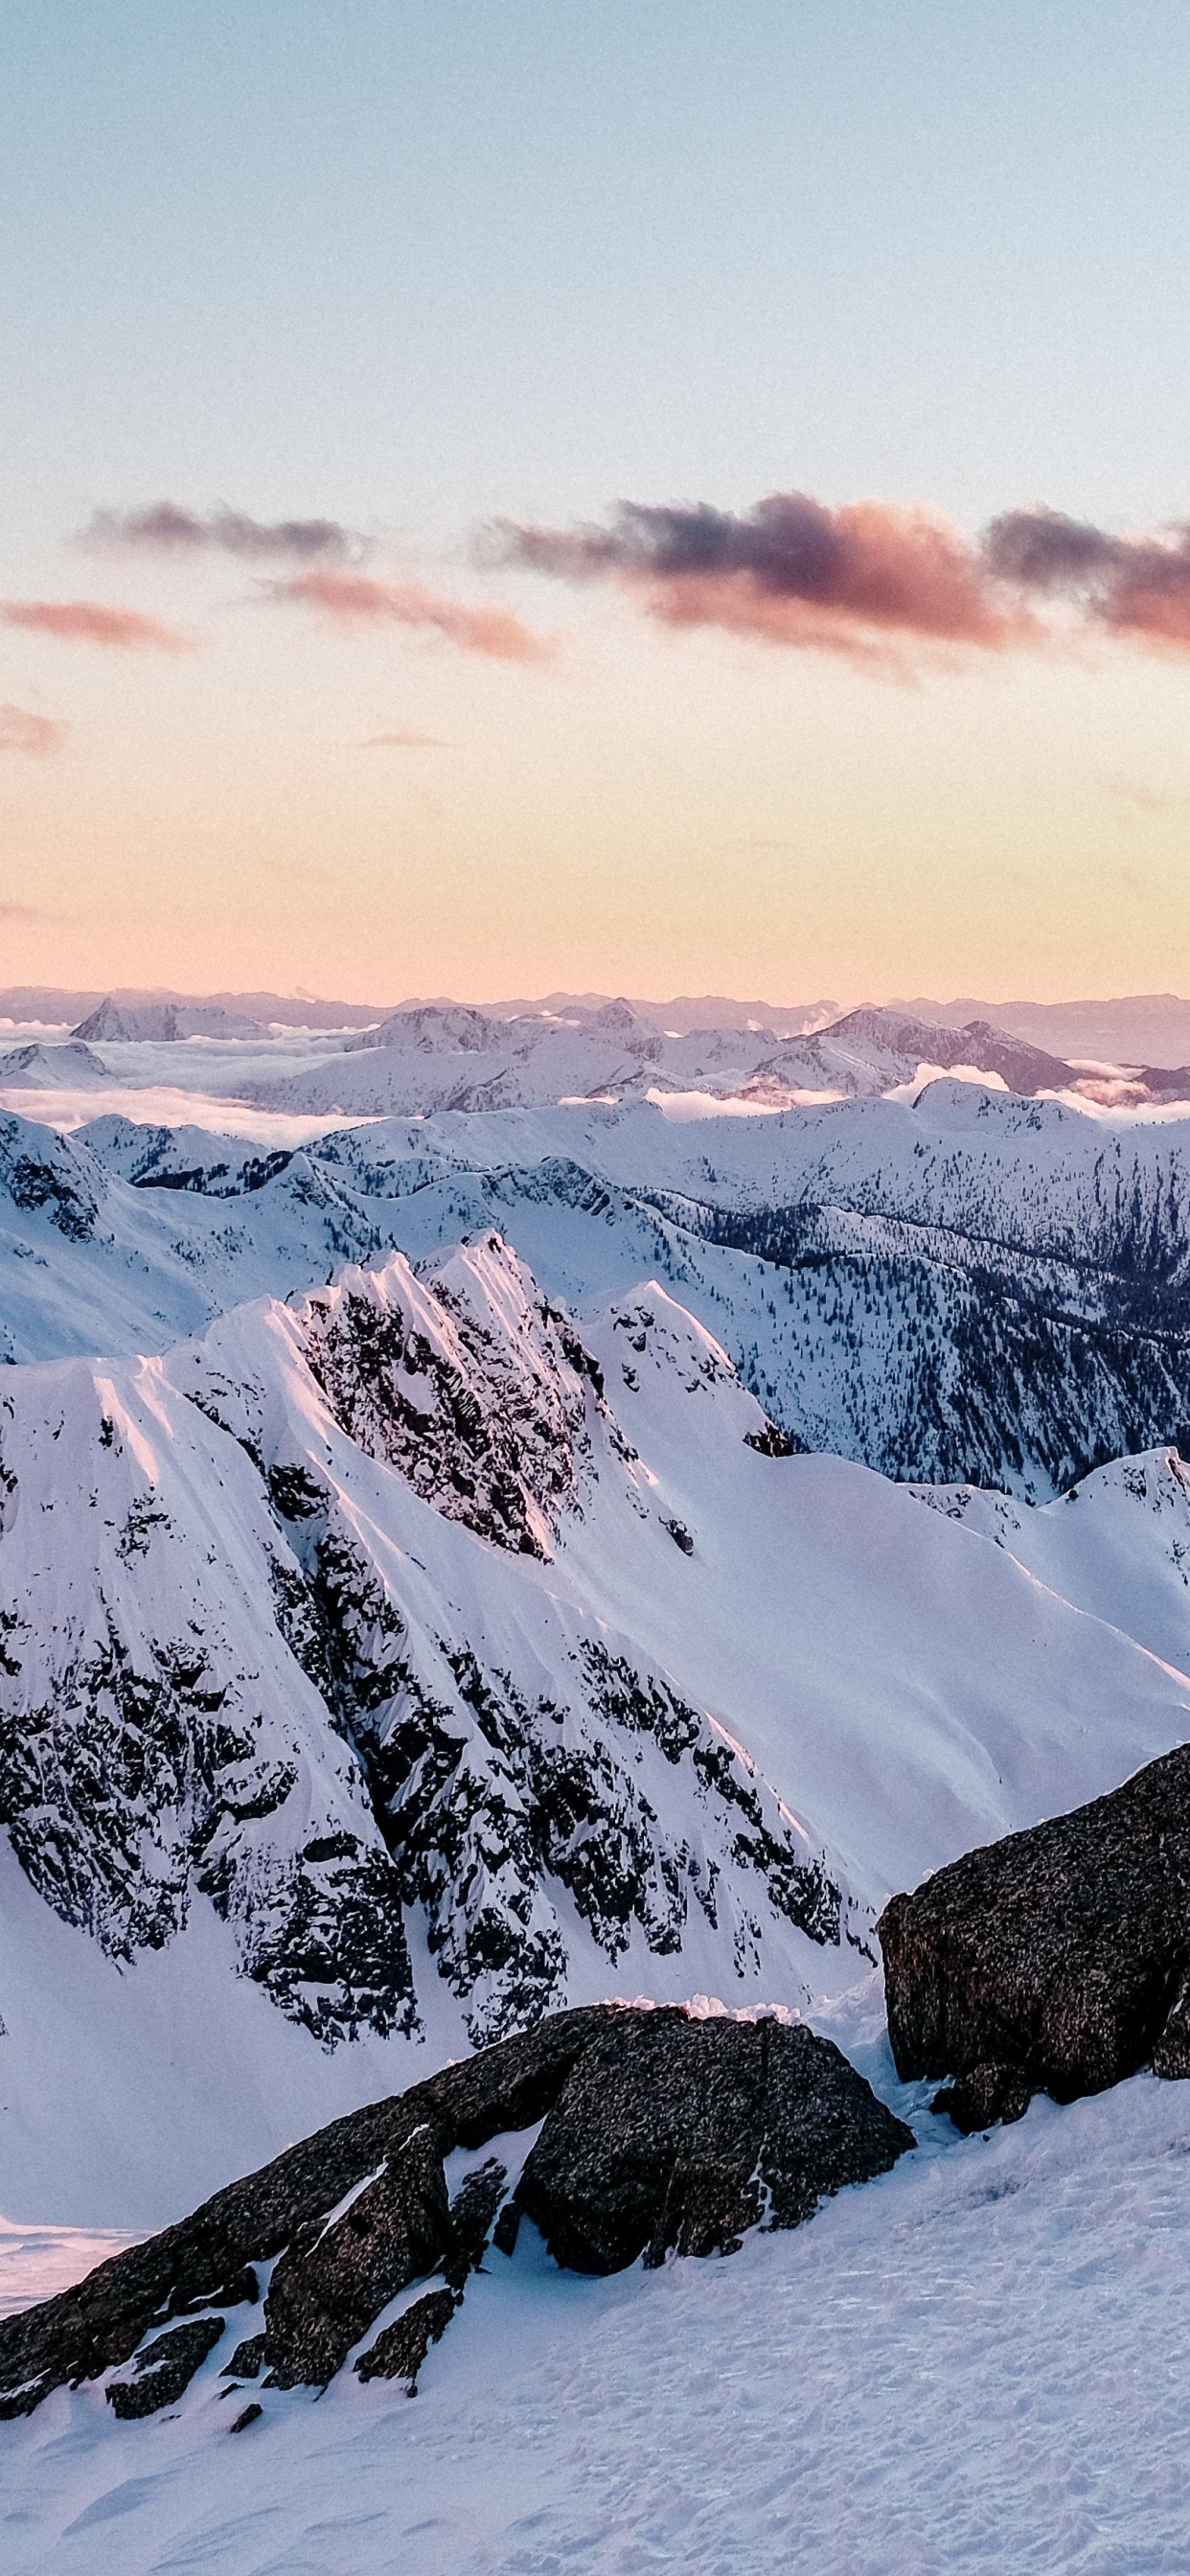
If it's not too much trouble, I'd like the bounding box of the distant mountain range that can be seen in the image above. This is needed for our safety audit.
[9,985,1190,1064]
[7,990,1187,1113]
[896,994,1190,1070]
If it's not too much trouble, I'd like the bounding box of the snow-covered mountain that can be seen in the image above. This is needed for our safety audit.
[239,998,1080,1117]
[71,1000,268,1043]
[0,1042,110,1091]
[8,1018,1190,2576]
[7,1082,1190,1494]
[0,996,1119,1126]
[0,1240,853,2212]
[4,1218,1190,2220]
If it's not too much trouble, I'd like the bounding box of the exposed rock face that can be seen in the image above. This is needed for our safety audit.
[880,1741,1190,2128]
[107,2317,225,2418]
[517,2011,912,2272]
[296,1238,598,1558]
[0,1111,102,1239]
[0,2003,912,2420]
[0,1239,852,2056]
[355,2287,459,2389]
[263,2127,450,2388]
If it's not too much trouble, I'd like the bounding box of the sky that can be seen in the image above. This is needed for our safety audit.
[3,0,1190,1006]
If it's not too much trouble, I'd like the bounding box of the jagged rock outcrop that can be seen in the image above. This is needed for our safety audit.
[294,1236,600,1556]
[107,2317,225,2418]
[880,1741,1190,2130]
[0,1244,852,2053]
[0,2004,912,2419]
[263,2127,451,2387]
[516,2010,912,2272]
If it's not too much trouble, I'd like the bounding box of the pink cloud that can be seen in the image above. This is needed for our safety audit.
[0,703,69,756]
[961,507,1190,655]
[495,487,1190,668]
[490,493,1033,667]
[1,599,192,652]
[269,566,553,664]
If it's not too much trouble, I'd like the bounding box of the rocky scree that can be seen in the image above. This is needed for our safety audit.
[0,2003,912,2421]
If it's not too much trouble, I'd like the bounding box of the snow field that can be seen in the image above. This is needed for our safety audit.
[4,2068,1190,2575]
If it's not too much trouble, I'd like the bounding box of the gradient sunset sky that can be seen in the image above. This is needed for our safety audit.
[4,1,1190,1006]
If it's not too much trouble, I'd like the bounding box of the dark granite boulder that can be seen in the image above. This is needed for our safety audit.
[879,1740,1190,2125]
[761,2019,918,2224]
[106,2316,225,2419]
[263,2126,449,2387]
[929,2059,1034,2137]
[442,2159,508,2289]
[355,2286,460,2388]
[0,2002,615,2417]
[516,2009,912,2273]
[0,1998,913,2419]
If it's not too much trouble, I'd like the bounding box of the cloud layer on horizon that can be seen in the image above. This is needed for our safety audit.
[267,566,552,663]
[83,504,363,564]
[488,492,1190,668]
[1,600,192,652]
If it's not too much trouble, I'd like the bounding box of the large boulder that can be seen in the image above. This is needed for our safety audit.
[517,2009,912,2272]
[0,2003,614,2416]
[879,1741,1190,2131]
[263,2127,450,2387]
[0,2001,913,2419]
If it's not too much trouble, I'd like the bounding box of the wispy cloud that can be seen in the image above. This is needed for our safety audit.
[267,565,553,663]
[362,726,449,748]
[1,599,192,652]
[82,502,364,563]
[985,508,1190,650]
[0,899,45,922]
[0,703,69,756]
[1101,771,1189,811]
[486,494,1029,668]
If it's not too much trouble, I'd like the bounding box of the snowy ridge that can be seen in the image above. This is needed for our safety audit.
[8,1082,1190,1493]
[0,1240,850,2088]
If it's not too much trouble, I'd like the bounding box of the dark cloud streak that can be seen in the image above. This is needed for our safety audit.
[82,504,364,563]
[982,509,1123,589]
[986,507,1190,648]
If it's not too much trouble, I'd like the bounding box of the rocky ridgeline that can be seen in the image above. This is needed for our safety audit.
[293,1237,604,1556]
[0,1236,850,2051]
[880,1740,1190,2131]
[0,2004,912,2423]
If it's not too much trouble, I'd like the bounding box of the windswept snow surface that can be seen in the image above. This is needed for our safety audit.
[5,2064,1190,2574]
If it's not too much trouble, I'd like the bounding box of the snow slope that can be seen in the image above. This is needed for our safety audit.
[5,2060,1190,2575]
[4,1234,1190,2220]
